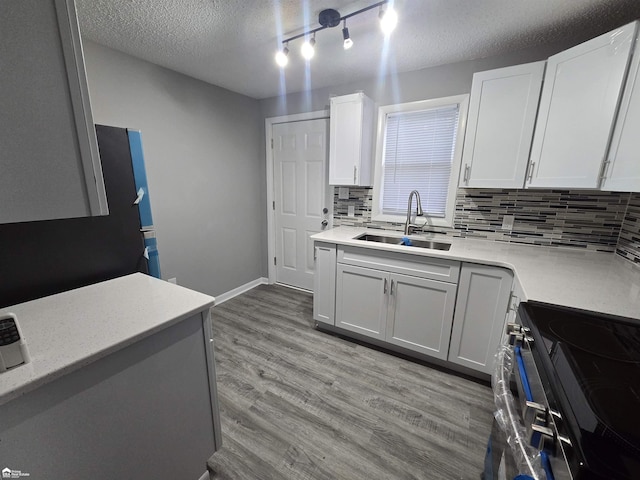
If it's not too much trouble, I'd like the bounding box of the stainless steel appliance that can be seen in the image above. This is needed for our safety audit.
[484,301,640,480]
[0,125,161,308]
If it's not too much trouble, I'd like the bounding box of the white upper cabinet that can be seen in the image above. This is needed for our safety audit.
[603,28,640,192]
[527,21,638,189]
[460,61,545,188]
[0,0,108,224]
[329,93,375,186]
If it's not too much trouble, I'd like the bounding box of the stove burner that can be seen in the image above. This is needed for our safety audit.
[548,319,640,363]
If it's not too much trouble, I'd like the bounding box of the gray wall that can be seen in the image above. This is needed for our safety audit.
[83,40,265,297]
[259,42,572,118]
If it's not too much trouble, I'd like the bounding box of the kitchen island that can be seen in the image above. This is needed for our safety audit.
[0,273,220,480]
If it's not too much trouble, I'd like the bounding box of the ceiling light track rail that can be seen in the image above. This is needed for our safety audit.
[275,0,397,67]
[280,1,389,45]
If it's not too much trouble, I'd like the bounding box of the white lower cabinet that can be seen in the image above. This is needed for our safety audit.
[313,243,337,325]
[335,262,457,360]
[448,264,514,374]
[315,242,515,375]
[386,273,457,360]
[335,264,388,339]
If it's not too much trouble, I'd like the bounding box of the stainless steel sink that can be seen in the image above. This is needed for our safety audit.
[355,233,451,251]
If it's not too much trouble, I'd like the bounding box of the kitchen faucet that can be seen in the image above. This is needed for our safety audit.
[404,190,424,235]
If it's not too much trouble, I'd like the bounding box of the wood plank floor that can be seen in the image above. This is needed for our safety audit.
[207,284,494,480]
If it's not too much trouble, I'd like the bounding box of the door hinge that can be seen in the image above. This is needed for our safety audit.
[270,138,274,149]
[274,256,277,266]
[272,200,275,210]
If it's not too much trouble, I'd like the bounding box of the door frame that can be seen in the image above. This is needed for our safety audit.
[265,110,331,285]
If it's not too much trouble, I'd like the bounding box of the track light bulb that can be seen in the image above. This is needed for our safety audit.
[379,7,398,35]
[275,45,289,67]
[301,36,316,60]
[342,21,353,50]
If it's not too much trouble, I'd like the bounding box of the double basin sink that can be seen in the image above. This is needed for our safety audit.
[355,233,451,251]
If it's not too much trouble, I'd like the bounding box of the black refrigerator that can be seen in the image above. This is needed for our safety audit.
[0,125,160,308]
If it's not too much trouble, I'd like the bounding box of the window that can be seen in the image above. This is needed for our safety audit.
[372,95,469,227]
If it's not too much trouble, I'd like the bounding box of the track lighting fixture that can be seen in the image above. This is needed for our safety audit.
[275,44,289,67]
[275,1,396,67]
[301,34,316,60]
[342,20,353,50]
[379,6,398,35]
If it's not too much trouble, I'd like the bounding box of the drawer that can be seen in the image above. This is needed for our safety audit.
[337,246,460,283]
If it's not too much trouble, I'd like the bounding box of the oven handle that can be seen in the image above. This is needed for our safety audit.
[515,346,534,402]
[492,344,547,480]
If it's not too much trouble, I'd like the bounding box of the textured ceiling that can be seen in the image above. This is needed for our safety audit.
[76,0,640,99]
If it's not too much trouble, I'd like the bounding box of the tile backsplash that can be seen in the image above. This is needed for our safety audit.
[616,193,640,264]
[333,187,632,253]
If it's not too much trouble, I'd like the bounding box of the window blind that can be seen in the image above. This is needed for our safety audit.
[381,104,460,217]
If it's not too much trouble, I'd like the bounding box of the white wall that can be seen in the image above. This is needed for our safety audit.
[83,40,266,297]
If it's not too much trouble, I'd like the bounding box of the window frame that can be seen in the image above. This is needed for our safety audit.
[371,94,469,228]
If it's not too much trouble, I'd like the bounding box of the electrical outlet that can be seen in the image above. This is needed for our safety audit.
[168,277,177,285]
[347,205,355,217]
[502,215,515,231]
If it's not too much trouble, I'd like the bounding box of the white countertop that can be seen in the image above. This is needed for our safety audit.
[0,273,215,406]
[312,226,640,319]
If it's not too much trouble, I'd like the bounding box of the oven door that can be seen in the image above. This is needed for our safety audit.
[485,342,557,480]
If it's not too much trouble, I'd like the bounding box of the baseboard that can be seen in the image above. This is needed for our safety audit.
[214,277,268,305]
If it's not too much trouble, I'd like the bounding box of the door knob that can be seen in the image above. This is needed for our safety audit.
[321,220,328,227]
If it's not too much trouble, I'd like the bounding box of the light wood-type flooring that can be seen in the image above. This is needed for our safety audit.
[207,284,495,480]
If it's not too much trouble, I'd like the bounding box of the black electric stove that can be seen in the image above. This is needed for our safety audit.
[518,301,640,480]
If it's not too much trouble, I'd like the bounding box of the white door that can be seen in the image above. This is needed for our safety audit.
[273,119,329,290]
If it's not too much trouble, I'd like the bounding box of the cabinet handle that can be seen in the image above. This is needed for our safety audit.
[390,279,395,295]
[463,164,470,183]
[527,162,535,183]
[599,159,611,186]
[353,165,357,184]
[384,278,388,294]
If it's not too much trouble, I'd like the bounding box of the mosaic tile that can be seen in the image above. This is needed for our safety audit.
[333,187,632,254]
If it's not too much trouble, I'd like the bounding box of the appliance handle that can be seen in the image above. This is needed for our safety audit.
[492,344,546,480]
[515,346,534,402]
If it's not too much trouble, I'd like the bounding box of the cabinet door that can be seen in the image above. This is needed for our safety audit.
[329,93,374,186]
[527,21,637,189]
[448,264,513,374]
[460,62,545,188]
[603,33,640,192]
[335,264,387,340]
[386,273,457,360]
[330,95,363,186]
[0,0,108,224]
[313,243,337,325]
